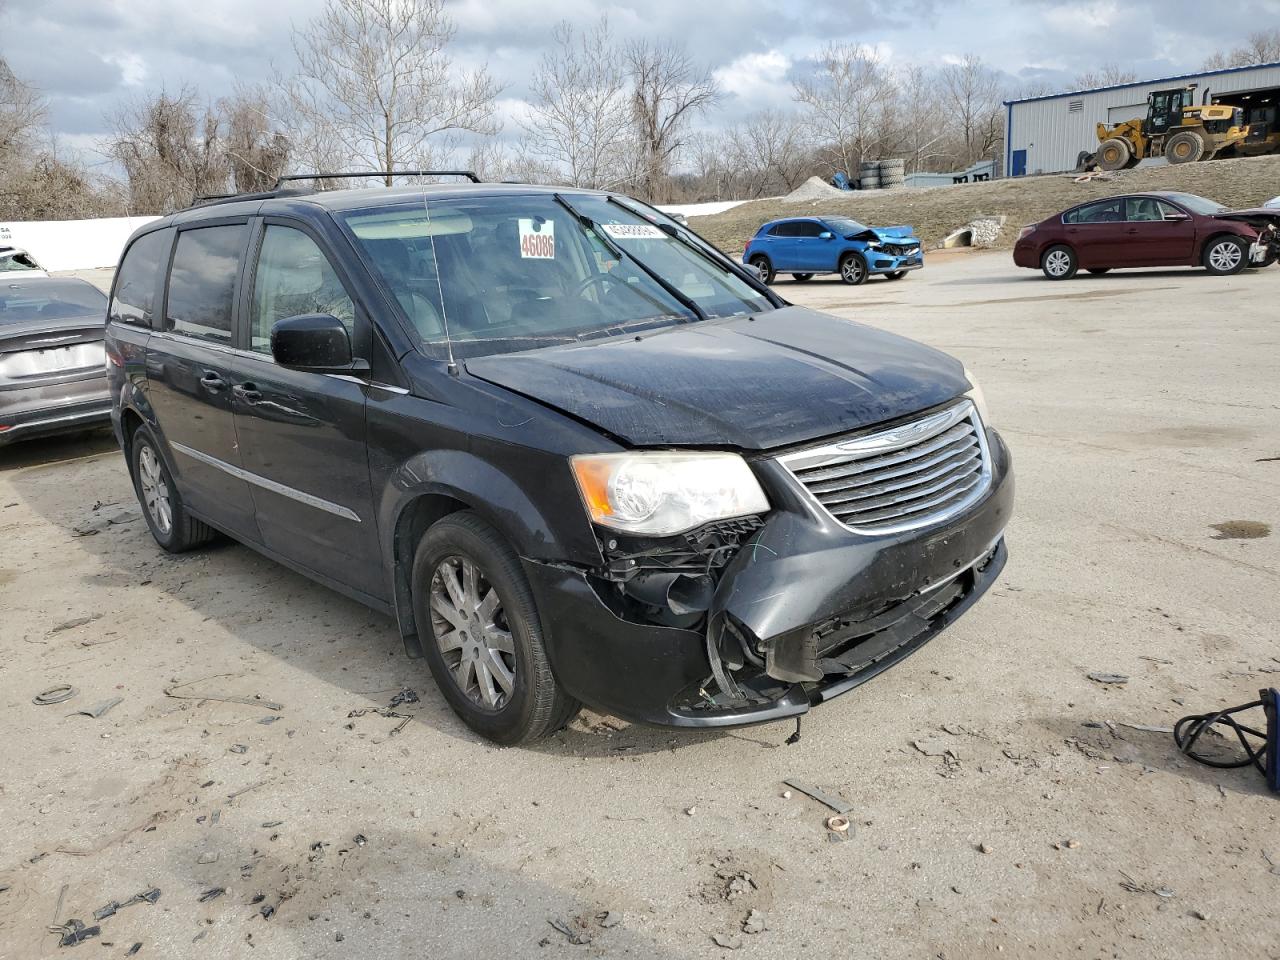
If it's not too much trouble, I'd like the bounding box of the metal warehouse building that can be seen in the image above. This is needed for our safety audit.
[1004,60,1280,176]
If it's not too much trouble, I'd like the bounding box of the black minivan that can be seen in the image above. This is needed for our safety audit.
[105,175,1013,744]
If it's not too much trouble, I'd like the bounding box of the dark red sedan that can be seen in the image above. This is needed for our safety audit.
[1013,192,1279,280]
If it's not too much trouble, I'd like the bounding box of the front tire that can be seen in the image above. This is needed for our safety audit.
[1041,244,1078,280]
[839,252,868,285]
[1202,235,1248,275]
[749,255,775,284]
[411,512,580,745]
[884,270,907,281]
[1097,137,1132,171]
[129,426,216,553]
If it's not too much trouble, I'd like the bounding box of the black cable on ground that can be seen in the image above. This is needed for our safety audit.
[1177,701,1269,783]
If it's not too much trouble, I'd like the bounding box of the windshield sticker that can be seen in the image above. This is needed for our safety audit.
[519,218,555,259]
[601,223,665,241]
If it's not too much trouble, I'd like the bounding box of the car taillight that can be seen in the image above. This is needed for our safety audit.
[1017,225,1036,241]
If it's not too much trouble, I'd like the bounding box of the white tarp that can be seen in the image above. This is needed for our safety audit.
[0,216,160,272]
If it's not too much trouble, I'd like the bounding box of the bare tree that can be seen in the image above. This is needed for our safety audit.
[220,85,290,193]
[724,109,809,196]
[1074,63,1138,89]
[1204,29,1280,69]
[106,88,229,214]
[283,0,501,184]
[626,39,718,201]
[892,65,951,174]
[793,42,896,176]
[938,54,1004,166]
[521,18,633,188]
[0,58,44,164]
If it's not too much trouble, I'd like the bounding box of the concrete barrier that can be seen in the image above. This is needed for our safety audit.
[0,216,160,272]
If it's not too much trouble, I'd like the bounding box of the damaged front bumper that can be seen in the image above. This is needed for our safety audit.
[526,426,1014,729]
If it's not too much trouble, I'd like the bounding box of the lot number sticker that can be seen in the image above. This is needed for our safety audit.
[601,223,665,241]
[519,218,555,259]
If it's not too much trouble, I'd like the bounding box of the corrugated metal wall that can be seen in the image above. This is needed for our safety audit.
[1006,62,1280,175]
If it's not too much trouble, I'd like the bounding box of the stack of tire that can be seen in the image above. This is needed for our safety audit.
[858,160,880,190]
[878,159,905,189]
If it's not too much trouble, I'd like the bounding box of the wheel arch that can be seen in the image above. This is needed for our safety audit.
[1198,229,1251,260]
[382,451,598,659]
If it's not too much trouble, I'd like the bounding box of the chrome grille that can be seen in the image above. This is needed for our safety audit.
[778,402,990,534]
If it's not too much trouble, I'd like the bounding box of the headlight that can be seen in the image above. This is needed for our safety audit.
[963,366,990,424]
[571,452,769,536]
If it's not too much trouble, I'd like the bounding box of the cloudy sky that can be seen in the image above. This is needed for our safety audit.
[6,0,1280,167]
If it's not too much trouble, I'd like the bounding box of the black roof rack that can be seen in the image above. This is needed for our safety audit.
[185,169,481,211]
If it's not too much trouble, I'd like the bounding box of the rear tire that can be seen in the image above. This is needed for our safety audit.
[1097,137,1133,172]
[1041,244,1078,280]
[749,255,775,284]
[1166,131,1205,164]
[129,426,216,553]
[411,511,580,745]
[839,252,868,285]
[791,273,813,282]
[1202,235,1248,275]
[1086,267,1111,275]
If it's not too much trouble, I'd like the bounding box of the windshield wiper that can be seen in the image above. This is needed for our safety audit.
[553,194,707,323]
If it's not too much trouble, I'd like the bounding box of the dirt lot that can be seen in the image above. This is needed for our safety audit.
[694,153,1280,254]
[3,253,1279,959]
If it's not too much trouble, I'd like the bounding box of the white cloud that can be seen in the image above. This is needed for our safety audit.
[713,50,792,107]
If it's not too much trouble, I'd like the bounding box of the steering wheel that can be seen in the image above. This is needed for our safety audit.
[572,272,616,299]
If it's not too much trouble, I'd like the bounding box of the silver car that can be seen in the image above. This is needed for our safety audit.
[1,277,110,445]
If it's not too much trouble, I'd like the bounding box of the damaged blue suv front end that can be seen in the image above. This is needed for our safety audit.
[744,215,924,285]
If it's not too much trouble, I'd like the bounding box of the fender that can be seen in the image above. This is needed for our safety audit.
[379,447,604,657]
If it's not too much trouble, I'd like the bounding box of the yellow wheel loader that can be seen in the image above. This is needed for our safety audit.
[1079,85,1259,172]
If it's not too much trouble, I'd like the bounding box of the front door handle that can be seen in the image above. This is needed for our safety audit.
[200,372,226,392]
[232,382,263,403]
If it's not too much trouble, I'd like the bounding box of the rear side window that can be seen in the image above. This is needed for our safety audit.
[110,231,169,327]
[771,222,798,237]
[1064,199,1126,224]
[165,225,248,344]
[249,226,355,354]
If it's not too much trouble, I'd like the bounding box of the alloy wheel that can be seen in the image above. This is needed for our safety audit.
[138,445,172,535]
[429,555,516,710]
[841,257,864,283]
[1208,241,1242,272]
[1045,250,1072,277]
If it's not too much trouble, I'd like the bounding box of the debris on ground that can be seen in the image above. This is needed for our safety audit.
[50,918,99,946]
[978,842,994,854]
[742,909,768,935]
[782,780,851,814]
[388,688,420,708]
[1119,871,1174,898]
[66,697,122,719]
[548,917,593,945]
[198,888,225,903]
[1117,722,1174,734]
[597,910,622,928]
[163,675,283,711]
[346,706,411,736]
[47,614,103,635]
[1088,673,1130,685]
[33,684,78,706]
[712,932,743,949]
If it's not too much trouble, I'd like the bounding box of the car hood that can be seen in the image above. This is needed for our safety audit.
[465,306,967,450]
[851,225,916,242]
[1216,208,1280,230]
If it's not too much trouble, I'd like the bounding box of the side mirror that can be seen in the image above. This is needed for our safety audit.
[1163,212,1191,222]
[819,231,834,240]
[270,314,359,373]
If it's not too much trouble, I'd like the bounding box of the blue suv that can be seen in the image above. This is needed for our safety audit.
[744,216,924,285]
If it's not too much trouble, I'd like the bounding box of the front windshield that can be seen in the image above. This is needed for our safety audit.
[822,216,870,237]
[339,193,772,359]
[1165,193,1226,215]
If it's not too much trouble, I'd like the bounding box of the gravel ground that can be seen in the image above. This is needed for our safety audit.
[2,253,1279,959]
[693,153,1280,256]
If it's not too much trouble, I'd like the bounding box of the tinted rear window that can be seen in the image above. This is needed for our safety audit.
[111,230,170,327]
[0,281,107,325]
[165,225,247,344]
